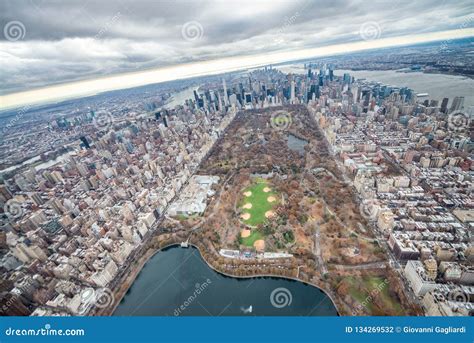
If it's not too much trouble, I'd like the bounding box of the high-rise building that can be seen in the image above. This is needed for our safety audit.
[222,78,229,106]
[30,193,45,206]
[351,85,359,103]
[440,98,449,113]
[244,93,252,104]
[0,185,13,202]
[80,136,91,149]
[343,73,351,84]
[193,90,200,102]
[450,96,464,112]
[76,163,89,177]
[14,175,32,191]
[290,80,295,103]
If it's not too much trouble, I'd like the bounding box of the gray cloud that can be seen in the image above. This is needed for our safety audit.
[1,0,473,94]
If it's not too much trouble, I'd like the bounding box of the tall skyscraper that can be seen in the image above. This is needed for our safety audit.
[343,73,351,84]
[352,85,359,103]
[440,98,449,114]
[193,90,200,102]
[30,193,45,206]
[0,185,13,202]
[290,80,295,104]
[80,136,90,149]
[222,78,229,106]
[450,96,464,112]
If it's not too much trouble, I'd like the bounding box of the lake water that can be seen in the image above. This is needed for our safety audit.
[114,246,337,316]
[287,134,308,154]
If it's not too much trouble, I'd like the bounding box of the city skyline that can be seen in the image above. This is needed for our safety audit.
[1,0,473,109]
[1,61,472,318]
[0,0,473,338]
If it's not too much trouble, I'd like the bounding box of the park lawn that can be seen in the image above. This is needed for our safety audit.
[240,230,264,247]
[345,276,404,315]
[240,178,278,227]
[175,213,199,221]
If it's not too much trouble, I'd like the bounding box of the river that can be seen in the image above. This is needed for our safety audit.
[163,86,199,109]
[114,246,337,316]
[0,150,73,174]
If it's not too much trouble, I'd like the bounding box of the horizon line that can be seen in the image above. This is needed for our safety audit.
[1,28,473,111]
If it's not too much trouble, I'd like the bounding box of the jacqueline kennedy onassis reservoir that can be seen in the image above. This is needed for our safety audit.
[114,246,337,316]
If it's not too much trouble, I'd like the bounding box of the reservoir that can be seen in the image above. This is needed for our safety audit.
[114,246,337,316]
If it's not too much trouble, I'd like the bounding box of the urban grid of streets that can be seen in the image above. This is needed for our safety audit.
[0,45,473,317]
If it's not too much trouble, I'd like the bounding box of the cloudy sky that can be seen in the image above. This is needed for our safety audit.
[1,0,473,107]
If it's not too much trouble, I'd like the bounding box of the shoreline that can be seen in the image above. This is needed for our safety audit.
[109,242,341,316]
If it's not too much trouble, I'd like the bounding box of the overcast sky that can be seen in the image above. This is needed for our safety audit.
[1,0,473,99]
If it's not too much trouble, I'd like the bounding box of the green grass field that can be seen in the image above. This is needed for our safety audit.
[345,276,404,315]
[175,213,199,221]
[239,230,264,247]
[239,178,278,227]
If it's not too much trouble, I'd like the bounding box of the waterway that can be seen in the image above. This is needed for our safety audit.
[163,86,199,109]
[114,246,337,316]
[0,150,73,174]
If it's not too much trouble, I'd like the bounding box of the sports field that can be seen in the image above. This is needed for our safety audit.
[239,230,264,246]
[239,178,278,227]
